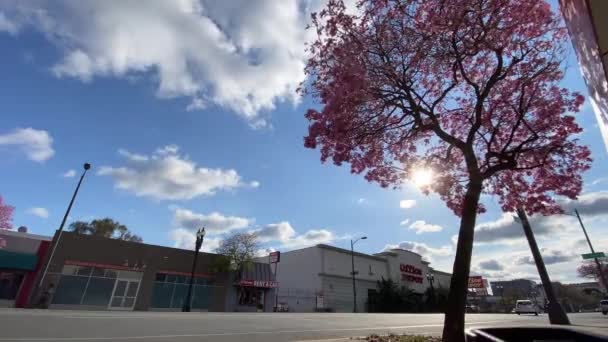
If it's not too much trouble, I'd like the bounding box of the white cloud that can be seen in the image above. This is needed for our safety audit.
[477,259,504,271]
[473,191,608,245]
[357,198,367,204]
[255,247,277,258]
[26,207,49,219]
[474,213,574,244]
[383,241,452,261]
[256,221,296,243]
[0,128,54,162]
[0,12,18,34]
[62,169,76,178]
[558,191,608,217]
[254,221,335,249]
[408,220,443,234]
[173,208,251,234]
[169,228,220,252]
[399,219,410,226]
[249,181,260,188]
[156,144,179,155]
[0,1,314,126]
[399,199,416,209]
[515,249,577,266]
[98,146,249,200]
[284,229,335,249]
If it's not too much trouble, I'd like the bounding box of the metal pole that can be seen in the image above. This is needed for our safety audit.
[351,239,357,313]
[274,262,279,311]
[38,164,90,288]
[183,233,203,312]
[574,209,608,293]
[517,208,570,325]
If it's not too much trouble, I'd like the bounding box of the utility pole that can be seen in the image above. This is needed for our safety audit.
[350,236,367,313]
[351,239,357,313]
[516,208,570,325]
[574,209,608,294]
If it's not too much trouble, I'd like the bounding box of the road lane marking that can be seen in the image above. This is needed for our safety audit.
[0,320,521,341]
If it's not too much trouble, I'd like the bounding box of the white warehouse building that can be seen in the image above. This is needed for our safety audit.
[257,244,451,312]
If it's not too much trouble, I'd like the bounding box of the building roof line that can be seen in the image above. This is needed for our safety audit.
[316,244,388,261]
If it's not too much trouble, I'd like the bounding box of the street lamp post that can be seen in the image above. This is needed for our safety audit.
[182,227,205,312]
[351,236,367,313]
[573,209,608,294]
[38,163,91,289]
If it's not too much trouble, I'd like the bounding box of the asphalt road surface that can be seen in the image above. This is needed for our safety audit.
[0,309,606,342]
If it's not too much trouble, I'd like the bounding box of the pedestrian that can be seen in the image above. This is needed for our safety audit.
[37,283,55,309]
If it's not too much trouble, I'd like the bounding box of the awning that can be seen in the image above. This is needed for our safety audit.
[0,250,38,271]
[234,262,277,288]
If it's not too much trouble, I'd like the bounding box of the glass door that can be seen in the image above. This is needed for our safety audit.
[109,279,139,310]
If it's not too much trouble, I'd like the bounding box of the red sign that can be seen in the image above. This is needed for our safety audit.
[400,264,423,283]
[401,274,423,283]
[468,276,485,289]
[269,251,280,264]
[239,279,278,288]
[65,260,144,272]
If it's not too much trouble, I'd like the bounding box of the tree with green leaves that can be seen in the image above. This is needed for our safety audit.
[68,218,142,242]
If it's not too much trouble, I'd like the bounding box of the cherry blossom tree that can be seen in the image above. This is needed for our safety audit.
[302,1,591,340]
[0,195,15,248]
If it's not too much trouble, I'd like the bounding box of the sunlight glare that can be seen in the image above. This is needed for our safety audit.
[411,168,434,187]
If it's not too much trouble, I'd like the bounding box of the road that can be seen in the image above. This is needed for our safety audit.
[0,310,606,342]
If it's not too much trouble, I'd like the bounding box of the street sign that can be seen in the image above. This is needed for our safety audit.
[582,252,605,260]
[269,251,281,263]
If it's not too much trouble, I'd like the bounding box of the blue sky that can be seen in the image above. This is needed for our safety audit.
[0,1,607,283]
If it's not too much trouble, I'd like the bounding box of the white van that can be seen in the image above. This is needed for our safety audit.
[514,300,540,315]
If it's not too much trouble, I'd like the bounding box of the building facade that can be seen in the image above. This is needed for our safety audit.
[490,279,537,299]
[0,229,51,308]
[31,231,276,312]
[258,244,451,312]
[561,0,608,151]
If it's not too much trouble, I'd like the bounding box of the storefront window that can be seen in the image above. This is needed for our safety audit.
[238,287,263,307]
[53,275,88,305]
[192,286,209,309]
[0,272,25,300]
[151,272,215,310]
[91,267,105,278]
[76,266,93,277]
[151,282,172,308]
[81,278,115,306]
[171,284,188,309]
[52,264,142,307]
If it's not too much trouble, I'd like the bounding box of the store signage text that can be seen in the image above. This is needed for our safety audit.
[400,264,423,284]
[468,276,485,289]
[239,279,278,288]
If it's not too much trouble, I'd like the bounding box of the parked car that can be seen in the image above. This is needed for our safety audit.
[600,299,608,315]
[514,300,540,315]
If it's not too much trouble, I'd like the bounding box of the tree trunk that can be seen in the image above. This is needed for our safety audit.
[442,179,483,342]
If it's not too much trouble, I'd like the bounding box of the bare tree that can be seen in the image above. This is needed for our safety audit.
[215,232,260,278]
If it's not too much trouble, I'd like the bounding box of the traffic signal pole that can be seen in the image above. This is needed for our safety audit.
[517,208,570,325]
[574,209,608,294]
